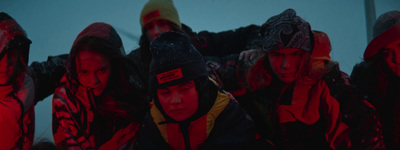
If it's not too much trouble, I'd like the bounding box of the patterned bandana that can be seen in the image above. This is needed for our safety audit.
[261,8,312,52]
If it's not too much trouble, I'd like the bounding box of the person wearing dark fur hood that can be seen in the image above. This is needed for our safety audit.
[351,10,400,149]
[134,31,254,150]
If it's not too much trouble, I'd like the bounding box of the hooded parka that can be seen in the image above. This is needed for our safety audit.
[0,12,35,150]
[52,22,147,150]
[205,30,385,149]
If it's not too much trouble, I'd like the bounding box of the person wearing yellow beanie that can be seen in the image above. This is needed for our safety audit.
[140,0,181,29]
[127,0,262,91]
[139,0,182,41]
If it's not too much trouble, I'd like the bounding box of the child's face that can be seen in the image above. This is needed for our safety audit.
[75,50,111,96]
[157,80,199,121]
[0,50,18,84]
[382,39,400,77]
[144,19,173,41]
[268,48,306,83]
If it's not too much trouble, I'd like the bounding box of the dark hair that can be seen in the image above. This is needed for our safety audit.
[68,37,120,92]
[67,37,148,122]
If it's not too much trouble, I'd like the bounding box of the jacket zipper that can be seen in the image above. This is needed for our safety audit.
[13,95,25,150]
[179,122,191,150]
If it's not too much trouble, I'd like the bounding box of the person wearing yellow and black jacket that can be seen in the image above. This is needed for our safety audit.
[134,31,254,150]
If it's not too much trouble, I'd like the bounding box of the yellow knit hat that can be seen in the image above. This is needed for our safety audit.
[140,0,181,29]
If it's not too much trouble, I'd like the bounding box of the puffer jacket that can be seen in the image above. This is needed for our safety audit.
[352,60,400,149]
[134,78,255,150]
[29,54,68,103]
[206,31,385,149]
[245,56,351,149]
[323,63,384,149]
[207,55,351,149]
[0,74,35,150]
[52,22,147,150]
[311,31,384,149]
[0,12,35,150]
[127,23,261,90]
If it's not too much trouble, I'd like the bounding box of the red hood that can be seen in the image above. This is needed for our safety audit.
[0,12,31,64]
[71,22,125,55]
[66,22,126,92]
[311,31,331,61]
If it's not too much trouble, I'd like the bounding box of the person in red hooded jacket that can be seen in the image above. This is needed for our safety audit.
[52,22,148,149]
[244,9,353,149]
[351,10,400,149]
[0,12,35,150]
[204,19,385,150]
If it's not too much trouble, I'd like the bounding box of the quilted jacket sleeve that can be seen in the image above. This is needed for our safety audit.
[29,54,68,104]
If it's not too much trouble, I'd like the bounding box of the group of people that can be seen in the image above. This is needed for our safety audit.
[0,0,399,149]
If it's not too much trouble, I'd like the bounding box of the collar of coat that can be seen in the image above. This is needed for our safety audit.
[149,89,231,150]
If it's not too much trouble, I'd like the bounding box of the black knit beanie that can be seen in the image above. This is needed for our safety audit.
[149,31,207,90]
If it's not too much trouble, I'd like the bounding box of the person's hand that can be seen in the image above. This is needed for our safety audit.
[238,49,261,64]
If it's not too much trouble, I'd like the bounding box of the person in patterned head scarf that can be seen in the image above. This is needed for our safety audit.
[244,8,353,149]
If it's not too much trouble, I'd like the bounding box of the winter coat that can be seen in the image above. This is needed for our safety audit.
[0,13,35,150]
[134,79,255,150]
[127,23,261,90]
[0,74,35,150]
[352,60,400,149]
[207,55,351,149]
[52,22,147,150]
[322,63,384,149]
[52,81,143,150]
[29,54,67,103]
[206,44,384,149]
[247,64,350,149]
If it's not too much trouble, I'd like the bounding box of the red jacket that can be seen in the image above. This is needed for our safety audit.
[0,74,35,150]
[52,22,147,149]
[0,12,35,150]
